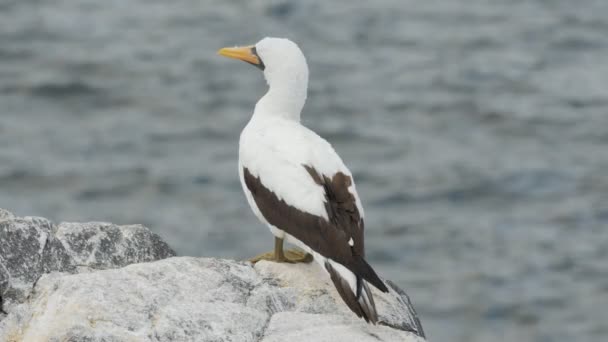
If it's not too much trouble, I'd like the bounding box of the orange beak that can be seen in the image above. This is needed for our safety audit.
[217,45,264,70]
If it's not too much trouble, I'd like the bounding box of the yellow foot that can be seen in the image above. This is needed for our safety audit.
[248,250,275,264]
[283,249,314,263]
[248,249,313,264]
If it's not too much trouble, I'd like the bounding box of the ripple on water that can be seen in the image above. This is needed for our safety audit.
[2,1,608,342]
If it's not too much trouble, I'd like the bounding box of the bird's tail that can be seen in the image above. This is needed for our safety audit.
[324,260,380,324]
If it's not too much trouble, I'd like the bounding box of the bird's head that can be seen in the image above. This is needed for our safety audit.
[218,37,308,90]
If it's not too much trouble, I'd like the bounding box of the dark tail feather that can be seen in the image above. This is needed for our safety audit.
[352,257,389,293]
[358,279,377,323]
[325,261,379,324]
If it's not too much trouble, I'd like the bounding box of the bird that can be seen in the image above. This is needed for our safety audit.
[218,37,389,324]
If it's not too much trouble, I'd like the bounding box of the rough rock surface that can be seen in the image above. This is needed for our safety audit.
[0,209,425,341]
[0,258,425,342]
[0,209,176,312]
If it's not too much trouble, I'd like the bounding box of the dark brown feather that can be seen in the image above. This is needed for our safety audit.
[325,261,378,323]
[243,166,388,293]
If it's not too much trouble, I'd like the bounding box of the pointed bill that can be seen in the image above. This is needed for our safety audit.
[217,45,264,69]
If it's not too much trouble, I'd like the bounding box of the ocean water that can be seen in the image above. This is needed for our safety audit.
[1,0,608,341]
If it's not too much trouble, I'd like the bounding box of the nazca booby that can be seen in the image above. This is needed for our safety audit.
[218,37,388,323]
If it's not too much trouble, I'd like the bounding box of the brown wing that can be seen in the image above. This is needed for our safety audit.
[303,165,365,256]
[243,166,387,293]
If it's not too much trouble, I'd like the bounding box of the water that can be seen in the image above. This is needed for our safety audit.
[1,0,608,341]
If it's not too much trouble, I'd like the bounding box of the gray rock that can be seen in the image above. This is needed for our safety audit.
[0,209,425,341]
[55,221,176,269]
[0,257,425,342]
[254,260,426,341]
[0,209,14,221]
[0,209,175,312]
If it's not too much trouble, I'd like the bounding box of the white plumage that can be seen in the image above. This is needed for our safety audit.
[219,37,386,323]
[239,117,364,222]
[239,114,362,287]
[239,37,363,275]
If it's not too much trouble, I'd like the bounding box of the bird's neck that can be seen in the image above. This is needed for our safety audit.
[253,78,307,122]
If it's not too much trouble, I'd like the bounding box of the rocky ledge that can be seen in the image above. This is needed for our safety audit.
[0,209,425,342]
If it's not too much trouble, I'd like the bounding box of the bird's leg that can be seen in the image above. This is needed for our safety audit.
[248,237,313,264]
[247,237,283,263]
[274,236,288,262]
[277,237,313,263]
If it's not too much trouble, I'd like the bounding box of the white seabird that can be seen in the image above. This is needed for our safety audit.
[218,37,388,323]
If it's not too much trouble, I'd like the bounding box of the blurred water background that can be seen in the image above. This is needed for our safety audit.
[2,0,608,341]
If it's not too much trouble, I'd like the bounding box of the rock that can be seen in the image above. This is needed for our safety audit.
[55,221,176,269]
[0,209,175,312]
[0,257,425,342]
[0,209,14,221]
[0,209,425,341]
[253,261,425,339]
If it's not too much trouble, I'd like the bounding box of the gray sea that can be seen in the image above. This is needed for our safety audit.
[2,0,608,341]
